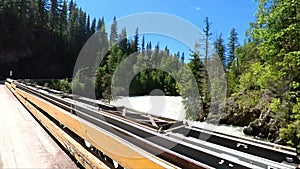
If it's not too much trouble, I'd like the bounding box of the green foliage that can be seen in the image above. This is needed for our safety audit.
[227,62,238,94]
[50,78,71,93]
[227,28,239,68]
[238,62,280,91]
[72,67,95,98]
[0,0,101,78]
[188,48,207,98]
[237,90,261,109]
[279,97,300,153]
[273,90,300,153]
[203,17,212,61]
[178,65,202,120]
[231,0,300,152]
[58,78,71,93]
[177,47,208,121]
[109,16,118,47]
[214,33,226,71]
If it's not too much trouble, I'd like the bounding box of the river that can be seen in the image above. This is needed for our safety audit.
[110,96,247,137]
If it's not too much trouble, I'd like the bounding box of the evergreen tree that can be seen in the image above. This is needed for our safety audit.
[176,51,180,60]
[202,17,212,111]
[164,46,170,57]
[86,15,91,37]
[226,28,239,96]
[152,43,160,66]
[97,18,109,67]
[203,17,212,63]
[119,27,128,54]
[181,52,185,63]
[19,0,30,19]
[28,0,37,26]
[68,1,79,57]
[59,0,68,36]
[177,49,206,120]
[68,0,73,21]
[37,0,48,27]
[227,28,239,68]
[214,33,226,71]
[183,48,207,120]
[96,18,102,31]
[50,0,59,31]
[109,16,118,47]
[141,35,145,56]
[78,9,87,42]
[91,17,96,34]
[131,27,139,53]
[146,41,152,58]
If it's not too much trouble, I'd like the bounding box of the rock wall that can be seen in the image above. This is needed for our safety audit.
[206,89,282,143]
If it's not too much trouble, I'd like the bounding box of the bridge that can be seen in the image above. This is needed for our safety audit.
[1,79,300,169]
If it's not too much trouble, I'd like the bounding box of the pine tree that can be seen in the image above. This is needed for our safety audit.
[109,16,118,47]
[68,1,79,57]
[141,35,145,56]
[59,0,68,36]
[146,41,152,58]
[178,49,206,120]
[50,0,59,31]
[27,0,37,26]
[91,17,96,34]
[214,33,226,71]
[203,17,212,63]
[189,51,206,98]
[131,27,139,53]
[176,51,180,60]
[119,27,128,54]
[96,18,102,31]
[181,52,185,63]
[227,28,239,68]
[68,0,73,21]
[226,28,239,96]
[97,18,109,66]
[153,43,160,66]
[19,0,30,19]
[86,15,91,37]
[36,0,48,27]
[202,17,213,111]
[78,8,87,44]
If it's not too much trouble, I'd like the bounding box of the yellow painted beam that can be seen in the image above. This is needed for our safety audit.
[9,86,109,169]
[12,86,175,169]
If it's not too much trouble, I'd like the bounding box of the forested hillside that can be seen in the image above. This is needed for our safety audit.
[0,0,98,78]
[0,0,299,152]
[218,0,300,152]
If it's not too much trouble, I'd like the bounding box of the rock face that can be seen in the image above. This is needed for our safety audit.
[243,118,283,143]
[0,49,32,63]
[0,48,73,79]
[0,13,75,79]
[207,89,282,143]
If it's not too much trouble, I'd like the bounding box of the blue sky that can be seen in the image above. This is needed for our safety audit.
[75,0,257,58]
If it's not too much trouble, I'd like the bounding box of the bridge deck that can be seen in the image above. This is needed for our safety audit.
[0,84,77,168]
